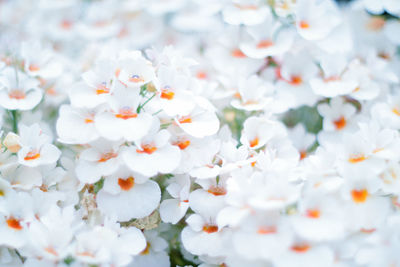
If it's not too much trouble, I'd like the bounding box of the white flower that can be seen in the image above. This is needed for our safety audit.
[174,97,220,138]
[56,105,100,144]
[118,50,156,88]
[97,167,161,221]
[231,75,274,111]
[75,139,124,184]
[222,0,272,26]
[17,124,61,167]
[0,67,42,111]
[21,42,63,79]
[94,82,153,142]
[69,60,117,108]
[154,66,196,116]
[240,18,295,59]
[131,230,170,267]
[123,120,181,177]
[240,117,286,150]
[295,0,341,41]
[160,174,191,224]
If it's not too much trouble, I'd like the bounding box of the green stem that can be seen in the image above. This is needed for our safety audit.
[11,110,18,133]
[137,93,156,113]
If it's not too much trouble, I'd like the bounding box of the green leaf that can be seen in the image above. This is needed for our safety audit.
[63,256,75,265]
[93,178,104,194]
[282,105,323,134]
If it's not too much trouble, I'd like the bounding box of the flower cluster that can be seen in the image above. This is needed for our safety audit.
[0,0,400,266]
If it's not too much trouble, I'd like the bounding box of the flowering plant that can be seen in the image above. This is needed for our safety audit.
[0,0,400,266]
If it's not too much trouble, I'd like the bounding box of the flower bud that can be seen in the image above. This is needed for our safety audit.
[3,132,21,153]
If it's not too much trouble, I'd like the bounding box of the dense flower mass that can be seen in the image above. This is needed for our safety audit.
[0,0,400,266]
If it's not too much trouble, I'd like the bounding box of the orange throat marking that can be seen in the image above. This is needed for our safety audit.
[291,244,310,253]
[118,177,135,191]
[348,155,366,164]
[178,116,192,124]
[160,88,175,100]
[249,137,259,148]
[333,116,346,130]
[9,90,26,100]
[24,150,41,161]
[231,49,246,58]
[351,189,368,203]
[203,224,218,234]
[257,226,277,235]
[141,242,151,255]
[96,83,110,95]
[28,64,40,72]
[207,186,227,196]
[136,144,157,154]
[45,247,58,256]
[98,152,118,162]
[256,40,273,49]
[306,209,320,219]
[299,20,310,29]
[6,217,23,230]
[174,140,190,150]
[115,107,138,120]
[289,75,303,85]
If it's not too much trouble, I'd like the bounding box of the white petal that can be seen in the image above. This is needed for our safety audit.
[97,180,161,221]
[160,199,188,224]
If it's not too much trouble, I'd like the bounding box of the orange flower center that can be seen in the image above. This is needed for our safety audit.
[234,3,258,10]
[351,189,368,203]
[196,71,207,79]
[136,144,157,154]
[299,20,310,29]
[306,209,320,219]
[333,116,346,130]
[6,217,23,230]
[360,228,376,234]
[84,118,94,124]
[378,52,390,60]
[257,226,277,235]
[77,251,95,258]
[115,68,121,77]
[98,152,118,162]
[348,155,366,164]
[178,116,192,124]
[129,75,144,83]
[290,75,303,85]
[161,87,175,100]
[231,49,246,58]
[61,20,72,30]
[96,83,110,95]
[118,177,135,191]
[256,40,274,49]
[24,150,41,161]
[115,107,138,120]
[9,90,26,100]
[249,137,259,148]
[29,64,40,72]
[141,242,151,255]
[207,186,227,196]
[300,150,307,160]
[392,108,400,116]
[45,247,58,256]
[203,224,218,234]
[233,92,241,99]
[324,76,340,82]
[291,244,310,253]
[174,139,191,150]
[366,17,385,31]
[46,87,57,96]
